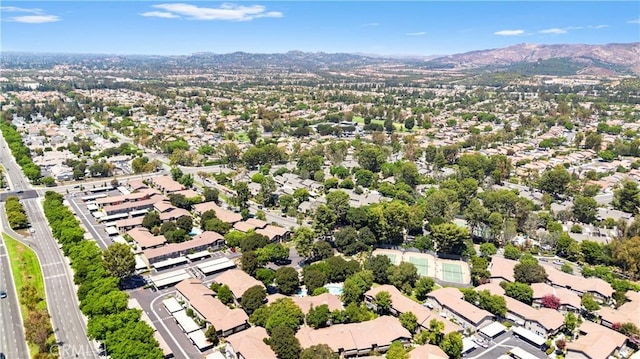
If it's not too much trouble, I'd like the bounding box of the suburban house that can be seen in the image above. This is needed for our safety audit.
[127,227,166,251]
[476,283,564,338]
[142,231,225,264]
[409,344,448,359]
[225,327,277,359]
[233,218,269,233]
[194,201,243,224]
[598,290,640,331]
[255,225,291,242]
[425,287,495,331]
[175,279,249,337]
[149,175,185,194]
[488,257,517,283]
[291,293,343,315]
[213,269,266,303]
[296,316,412,357]
[566,320,628,359]
[531,282,581,313]
[102,194,167,216]
[544,266,614,303]
[153,201,191,222]
[364,285,462,334]
[115,216,145,232]
[96,189,158,208]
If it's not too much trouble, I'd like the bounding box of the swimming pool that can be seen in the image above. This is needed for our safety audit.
[324,283,344,296]
[297,287,308,297]
[189,228,203,236]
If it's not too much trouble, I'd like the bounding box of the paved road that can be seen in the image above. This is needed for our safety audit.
[0,131,99,358]
[0,221,30,359]
[67,194,112,250]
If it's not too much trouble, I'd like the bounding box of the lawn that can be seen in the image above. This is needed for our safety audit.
[2,233,46,317]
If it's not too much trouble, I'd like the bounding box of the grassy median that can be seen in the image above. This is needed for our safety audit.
[2,233,46,315]
[3,232,54,357]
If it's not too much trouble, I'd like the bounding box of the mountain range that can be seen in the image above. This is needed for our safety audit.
[3,42,639,76]
[427,42,640,75]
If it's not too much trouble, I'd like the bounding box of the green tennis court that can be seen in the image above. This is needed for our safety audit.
[442,262,464,283]
[407,256,429,277]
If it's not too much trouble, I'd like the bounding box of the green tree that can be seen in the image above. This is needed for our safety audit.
[431,223,470,256]
[387,262,418,294]
[300,344,339,359]
[564,312,578,335]
[374,291,392,315]
[479,243,497,257]
[414,277,435,301]
[538,165,571,199]
[612,180,640,215]
[275,267,300,295]
[170,166,183,181]
[241,251,259,276]
[573,195,598,224]
[357,145,387,173]
[385,341,409,359]
[203,187,219,203]
[303,269,327,295]
[503,282,533,304]
[313,205,337,238]
[233,181,251,210]
[216,284,234,305]
[366,255,392,284]
[268,326,301,359]
[334,226,365,255]
[342,270,374,304]
[610,236,640,279]
[440,332,463,359]
[514,262,548,284]
[102,243,135,280]
[312,240,334,260]
[399,311,418,334]
[176,215,193,232]
[326,190,351,225]
[259,176,277,207]
[503,243,522,260]
[294,227,315,258]
[142,211,161,230]
[240,285,267,315]
[306,304,331,329]
[205,325,219,345]
[581,293,600,312]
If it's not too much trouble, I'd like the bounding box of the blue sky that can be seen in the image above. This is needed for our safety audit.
[1,1,639,56]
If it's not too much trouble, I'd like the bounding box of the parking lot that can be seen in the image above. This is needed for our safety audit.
[464,331,547,359]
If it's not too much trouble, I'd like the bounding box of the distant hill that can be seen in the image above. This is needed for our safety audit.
[3,42,639,76]
[427,42,640,75]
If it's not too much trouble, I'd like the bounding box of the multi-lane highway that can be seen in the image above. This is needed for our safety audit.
[0,220,29,359]
[0,131,99,358]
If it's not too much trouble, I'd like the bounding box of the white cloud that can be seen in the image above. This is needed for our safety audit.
[406,31,426,36]
[0,6,42,13]
[494,29,524,36]
[362,22,379,27]
[539,28,567,34]
[145,3,283,21]
[627,18,640,24]
[590,24,608,29]
[140,11,180,18]
[1,6,60,23]
[11,15,60,23]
